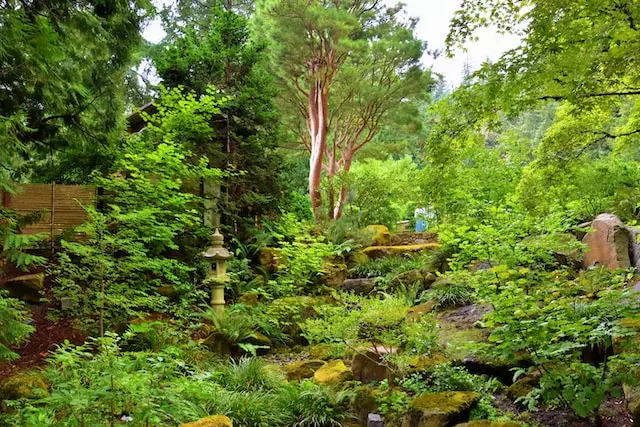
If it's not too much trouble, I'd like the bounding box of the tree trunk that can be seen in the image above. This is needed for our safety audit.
[332,153,353,220]
[307,81,329,218]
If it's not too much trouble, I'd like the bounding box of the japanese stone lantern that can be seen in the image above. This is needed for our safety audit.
[202,228,231,315]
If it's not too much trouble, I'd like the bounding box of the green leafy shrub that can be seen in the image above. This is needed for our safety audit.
[0,209,47,273]
[0,335,354,427]
[478,277,640,420]
[54,88,224,333]
[0,291,34,361]
[427,284,475,309]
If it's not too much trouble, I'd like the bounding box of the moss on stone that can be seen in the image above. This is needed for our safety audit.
[313,359,353,384]
[409,391,479,413]
[365,225,391,246]
[405,391,479,427]
[3,273,45,303]
[437,323,488,362]
[454,421,522,427]
[406,301,436,322]
[180,415,233,427]
[362,243,440,259]
[407,353,449,372]
[506,373,539,400]
[0,373,49,400]
[283,360,327,381]
[309,343,350,360]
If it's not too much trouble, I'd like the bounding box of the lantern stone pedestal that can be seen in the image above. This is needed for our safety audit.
[202,229,231,315]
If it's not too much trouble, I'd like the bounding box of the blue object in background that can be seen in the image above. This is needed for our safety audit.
[416,219,427,232]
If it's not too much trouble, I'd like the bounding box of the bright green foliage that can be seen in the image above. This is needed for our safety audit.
[1,334,353,427]
[54,88,223,332]
[342,157,421,229]
[255,0,430,219]
[264,213,336,296]
[303,294,437,361]
[0,291,34,362]
[0,209,47,273]
[150,5,285,236]
[477,269,640,419]
[0,0,153,183]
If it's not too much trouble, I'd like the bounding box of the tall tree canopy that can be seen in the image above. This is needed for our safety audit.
[255,0,431,220]
[0,0,153,184]
[435,0,640,163]
[149,4,284,235]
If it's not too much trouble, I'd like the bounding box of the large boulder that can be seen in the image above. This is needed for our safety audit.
[283,360,327,381]
[351,347,397,384]
[340,278,376,295]
[0,373,49,401]
[582,214,631,270]
[628,226,640,271]
[2,273,45,303]
[360,243,440,261]
[365,225,391,246]
[321,258,348,288]
[180,415,233,427]
[314,360,353,384]
[402,391,479,427]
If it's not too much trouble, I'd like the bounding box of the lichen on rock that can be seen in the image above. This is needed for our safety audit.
[313,359,353,384]
[180,415,233,427]
[283,359,327,381]
[403,391,479,427]
[0,373,49,400]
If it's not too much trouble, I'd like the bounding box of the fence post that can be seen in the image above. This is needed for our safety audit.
[50,182,55,254]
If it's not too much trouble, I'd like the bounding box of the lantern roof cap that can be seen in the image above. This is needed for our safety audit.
[202,228,232,260]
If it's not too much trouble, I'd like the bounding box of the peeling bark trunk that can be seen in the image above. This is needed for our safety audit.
[307,80,329,218]
[332,153,353,220]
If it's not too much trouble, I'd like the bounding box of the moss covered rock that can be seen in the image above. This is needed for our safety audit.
[340,278,376,295]
[454,422,522,427]
[362,243,440,260]
[389,269,428,291]
[352,385,381,426]
[0,373,49,400]
[283,360,327,381]
[3,273,45,303]
[309,344,349,360]
[238,293,259,307]
[406,301,436,322]
[351,347,396,384]
[365,225,391,246]
[506,373,540,400]
[403,391,478,427]
[314,360,352,384]
[180,415,233,427]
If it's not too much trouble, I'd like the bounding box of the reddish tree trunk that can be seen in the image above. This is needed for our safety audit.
[332,153,353,220]
[307,80,329,218]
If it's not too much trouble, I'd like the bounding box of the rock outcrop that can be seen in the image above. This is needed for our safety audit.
[283,360,327,381]
[314,360,353,384]
[351,347,397,384]
[402,391,479,427]
[2,273,45,303]
[582,214,631,270]
[340,278,376,295]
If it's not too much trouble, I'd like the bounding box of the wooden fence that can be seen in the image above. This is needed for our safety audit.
[1,183,97,236]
